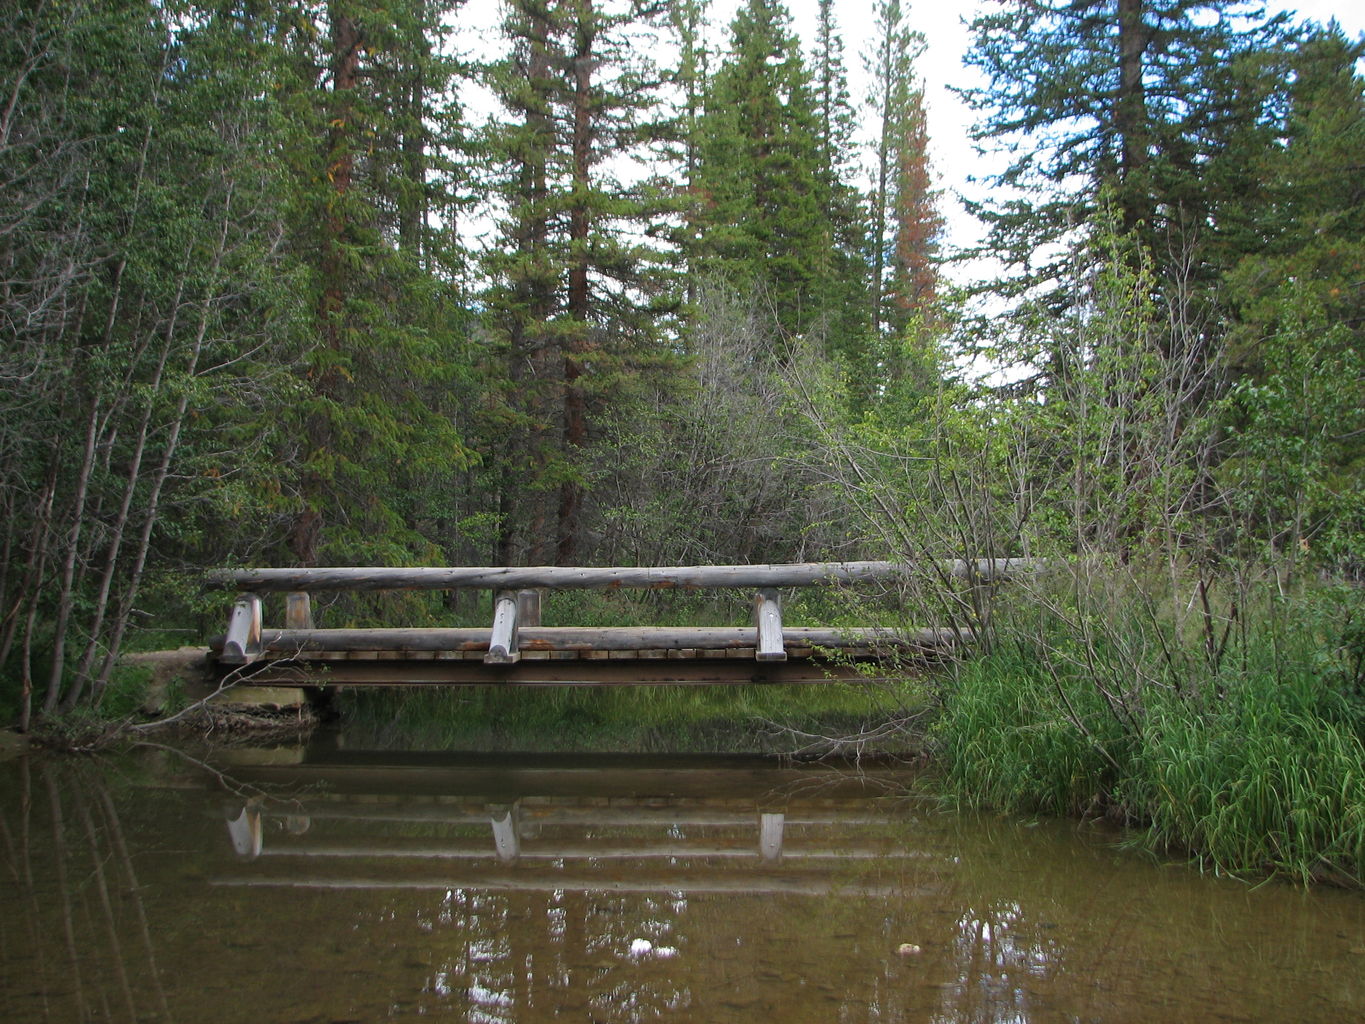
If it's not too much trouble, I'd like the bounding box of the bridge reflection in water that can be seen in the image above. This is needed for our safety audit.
[202,749,953,1022]
[215,751,927,898]
[3,750,1363,1023]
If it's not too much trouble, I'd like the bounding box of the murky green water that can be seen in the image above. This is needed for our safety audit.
[1,741,1361,1023]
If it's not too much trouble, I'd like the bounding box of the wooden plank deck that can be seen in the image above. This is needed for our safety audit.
[210,626,960,685]
[225,657,906,686]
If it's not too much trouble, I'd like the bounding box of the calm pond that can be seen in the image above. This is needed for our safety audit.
[1,739,1362,1023]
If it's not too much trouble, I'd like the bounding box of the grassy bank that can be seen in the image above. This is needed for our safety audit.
[931,566,1365,884]
[337,678,928,756]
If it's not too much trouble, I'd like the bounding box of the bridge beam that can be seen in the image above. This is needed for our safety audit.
[208,559,1039,593]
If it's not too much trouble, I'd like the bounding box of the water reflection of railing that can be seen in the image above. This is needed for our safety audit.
[213,759,936,897]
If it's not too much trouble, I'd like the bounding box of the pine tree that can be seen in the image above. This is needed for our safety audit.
[865,0,923,336]
[1218,26,1365,561]
[886,81,942,336]
[556,0,681,562]
[962,0,1294,307]
[861,0,942,398]
[1225,25,1365,369]
[694,0,831,342]
[481,0,560,564]
[667,0,710,312]
[482,0,681,563]
[810,0,872,370]
[286,0,476,568]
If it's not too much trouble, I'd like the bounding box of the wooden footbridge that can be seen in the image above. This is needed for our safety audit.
[207,561,1030,687]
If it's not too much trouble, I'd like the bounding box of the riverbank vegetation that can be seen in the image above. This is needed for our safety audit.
[2,0,1362,882]
[338,680,926,755]
[936,570,1364,883]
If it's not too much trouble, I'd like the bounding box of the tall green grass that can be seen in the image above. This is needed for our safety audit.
[934,646,1130,817]
[338,679,927,755]
[932,570,1365,885]
[1128,673,1365,883]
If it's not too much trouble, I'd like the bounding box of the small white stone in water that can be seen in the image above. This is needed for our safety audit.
[629,938,653,957]
[897,943,922,956]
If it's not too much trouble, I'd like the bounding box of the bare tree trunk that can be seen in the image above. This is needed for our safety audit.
[68,252,192,705]
[91,212,228,702]
[0,459,56,674]
[42,397,101,713]
[44,114,157,713]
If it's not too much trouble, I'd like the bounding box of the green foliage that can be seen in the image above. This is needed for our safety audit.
[694,0,836,342]
[337,679,920,754]
[477,0,684,563]
[1220,288,1365,566]
[0,0,308,713]
[1217,26,1365,569]
[280,0,480,567]
[95,665,154,721]
[932,568,1365,884]
[962,0,1295,317]
[799,187,1365,882]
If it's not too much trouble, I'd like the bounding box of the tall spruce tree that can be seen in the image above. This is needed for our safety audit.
[482,0,680,563]
[810,0,872,368]
[286,0,476,568]
[1225,24,1365,371]
[667,0,710,312]
[886,84,941,333]
[865,1,941,347]
[694,0,832,343]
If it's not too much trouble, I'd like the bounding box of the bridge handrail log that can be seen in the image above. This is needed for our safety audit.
[206,558,1038,594]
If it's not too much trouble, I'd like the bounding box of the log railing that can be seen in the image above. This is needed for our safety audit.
[207,560,1035,668]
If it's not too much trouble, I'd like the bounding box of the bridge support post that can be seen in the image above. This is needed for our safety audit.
[759,812,785,862]
[754,589,787,662]
[516,589,541,627]
[485,590,521,664]
[285,591,313,629]
[222,593,263,665]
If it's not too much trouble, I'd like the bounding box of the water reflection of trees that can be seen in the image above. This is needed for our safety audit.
[0,760,173,1023]
[3,756,1363,1023]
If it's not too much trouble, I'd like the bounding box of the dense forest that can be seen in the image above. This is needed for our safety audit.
[2,0,1363,876]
